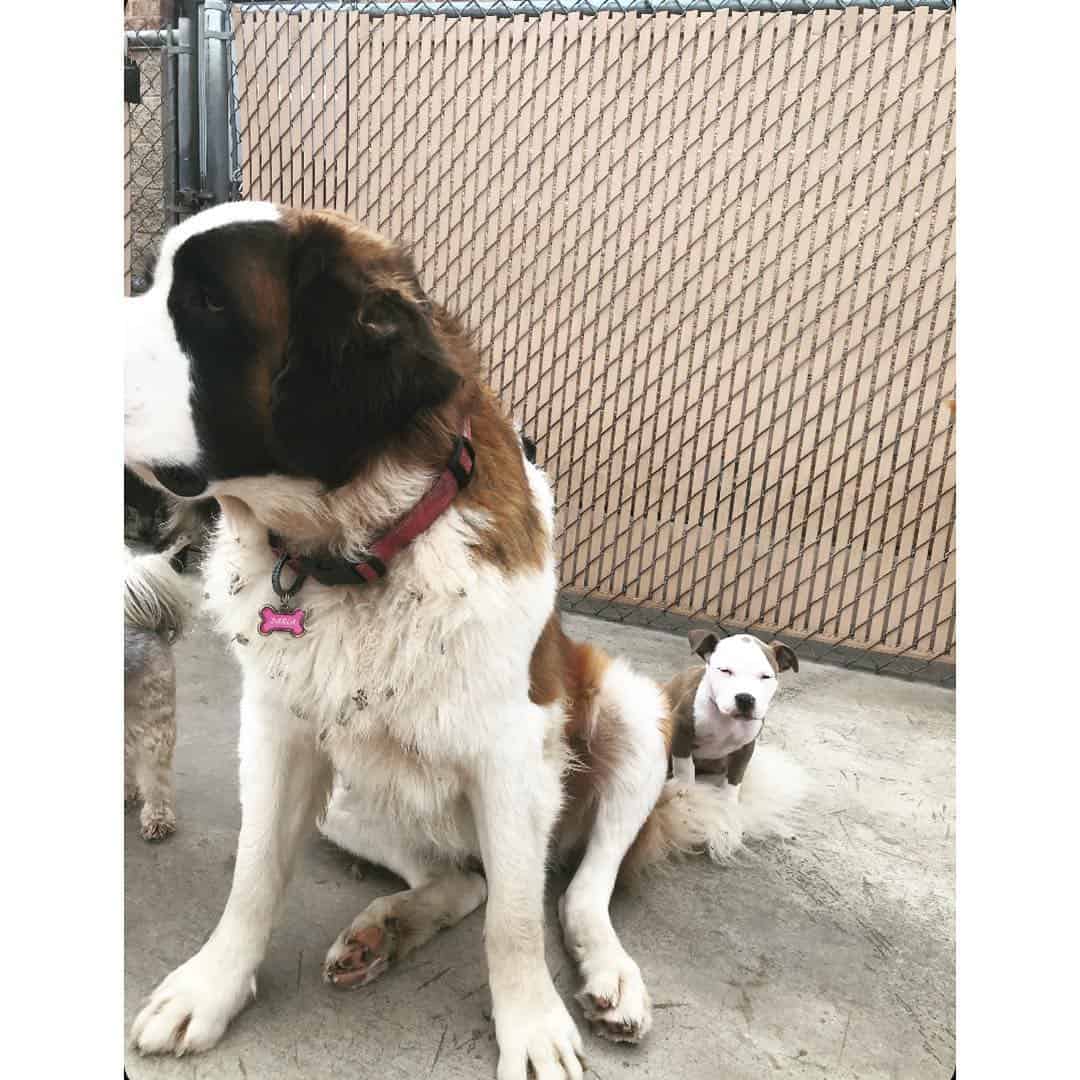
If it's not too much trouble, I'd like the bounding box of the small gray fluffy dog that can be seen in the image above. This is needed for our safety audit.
[124,546,193,839]
[124,498,215,840]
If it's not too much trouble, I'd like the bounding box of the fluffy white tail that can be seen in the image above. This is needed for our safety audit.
[623,743,809,874]
[124,547,197,638]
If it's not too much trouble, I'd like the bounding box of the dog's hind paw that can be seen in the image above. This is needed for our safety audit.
[323,916,400,988]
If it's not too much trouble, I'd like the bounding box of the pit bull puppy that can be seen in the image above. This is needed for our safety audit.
[663,631,798,800]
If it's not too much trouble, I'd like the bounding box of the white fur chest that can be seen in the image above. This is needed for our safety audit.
[692,677,762,760]
[201,503,557,773]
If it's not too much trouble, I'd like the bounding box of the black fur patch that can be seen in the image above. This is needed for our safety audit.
[124,467,170,545]
[168,221,290,483]
[164,217,460,490]
[270,217,460,487]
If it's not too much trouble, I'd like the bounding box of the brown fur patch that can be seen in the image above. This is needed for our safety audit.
[528,613,566,707]
[527,617,678,864]
[749,636,798,674]
[458,387,547,575]
[750,636,781,674]
[528,614,614,800]
[656,696,676,757]
[290,210,543,575]
[208,237,291,435]
[528,614,610,735]
[236,209,545,572]
[662,665,704,761]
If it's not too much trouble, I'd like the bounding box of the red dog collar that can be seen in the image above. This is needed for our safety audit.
[268,419,475,589]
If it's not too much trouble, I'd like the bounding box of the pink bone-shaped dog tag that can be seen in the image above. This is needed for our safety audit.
[258,605,306,637]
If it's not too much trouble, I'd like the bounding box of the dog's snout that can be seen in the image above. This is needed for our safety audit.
[734,692,756,715]
[152,464,209,498]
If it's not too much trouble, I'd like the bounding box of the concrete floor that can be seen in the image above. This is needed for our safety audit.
[125,614,955,1080]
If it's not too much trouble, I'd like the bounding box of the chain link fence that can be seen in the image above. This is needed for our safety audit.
[125,0,956,684]
[124,1,239,294]
[125,3,175,294]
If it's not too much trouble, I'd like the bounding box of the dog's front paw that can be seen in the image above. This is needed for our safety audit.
[576,950,652,1044]
[494,982,584,1080]
[139,804,176,842]
[130,949,255,1055]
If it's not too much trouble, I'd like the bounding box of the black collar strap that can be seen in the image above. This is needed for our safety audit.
[269,420,475,588]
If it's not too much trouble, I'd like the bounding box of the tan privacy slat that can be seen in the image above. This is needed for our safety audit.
[228,8,955,673]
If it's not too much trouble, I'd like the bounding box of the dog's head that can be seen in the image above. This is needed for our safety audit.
[124,203,467,499]
[686,630,798,723]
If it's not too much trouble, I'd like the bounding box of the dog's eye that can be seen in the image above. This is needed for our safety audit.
[760,673,774,680]
[201,289,226,313]
[718,668,733,676]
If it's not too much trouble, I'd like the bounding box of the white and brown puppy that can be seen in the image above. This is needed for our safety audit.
[123,203,686,1077]
[664,631,798,799]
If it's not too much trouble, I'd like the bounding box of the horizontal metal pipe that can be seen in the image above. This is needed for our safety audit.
[233,1,954,18]
[124,28,178,50]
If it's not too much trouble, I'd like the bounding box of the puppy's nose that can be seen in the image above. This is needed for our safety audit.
[734,693,756,715]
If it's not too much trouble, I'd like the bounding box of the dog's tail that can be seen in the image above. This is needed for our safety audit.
[124,546,197,638]
[622,742,808,875]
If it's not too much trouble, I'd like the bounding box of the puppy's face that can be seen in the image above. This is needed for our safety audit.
[686,630,798,723]
[124,203,461,498]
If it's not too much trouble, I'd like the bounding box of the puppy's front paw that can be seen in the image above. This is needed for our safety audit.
[576,950,652,1044]
[495,982,584,1080]
[130,950,255,1055]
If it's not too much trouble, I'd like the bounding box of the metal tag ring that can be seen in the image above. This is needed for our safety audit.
[271,553,308,602]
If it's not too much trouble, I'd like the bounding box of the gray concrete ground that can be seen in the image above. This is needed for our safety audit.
[125,614,954,1080]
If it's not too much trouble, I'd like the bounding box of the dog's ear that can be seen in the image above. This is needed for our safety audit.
[271,219,460,488]
[770,641,799,673]
[688,629,719,660]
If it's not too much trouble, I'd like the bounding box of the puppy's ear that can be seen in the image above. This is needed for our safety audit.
[688,629,719,660]
[770,641,799,673]
[271,218,460,488]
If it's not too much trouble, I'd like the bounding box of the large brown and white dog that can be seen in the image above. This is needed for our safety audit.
[124,202,693,1078]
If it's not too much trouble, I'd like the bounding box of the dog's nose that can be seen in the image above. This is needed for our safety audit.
[734,693,756,715]
[152,463,209,498]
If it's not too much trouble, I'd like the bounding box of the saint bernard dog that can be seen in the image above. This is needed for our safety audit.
[124,201,810,1077]
[125,202,694,1080]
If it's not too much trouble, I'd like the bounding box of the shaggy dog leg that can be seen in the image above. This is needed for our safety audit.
[131,699,177,842]
[124,633,178,841]
[319,799,487,987]
[324,870,487,988]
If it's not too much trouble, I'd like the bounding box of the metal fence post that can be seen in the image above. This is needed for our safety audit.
[198,0,238,205]
[159,26,179,230]
[176,6,197,212]
[171,0,236,217]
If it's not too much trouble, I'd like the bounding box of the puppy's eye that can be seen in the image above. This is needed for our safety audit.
[760,673,774,680]
[718,668,733,676]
